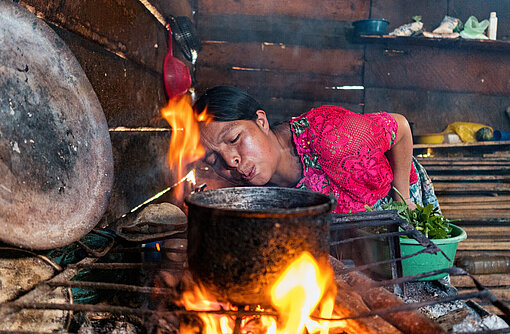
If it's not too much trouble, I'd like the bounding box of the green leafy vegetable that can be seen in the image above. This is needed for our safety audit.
[380,188,460,239]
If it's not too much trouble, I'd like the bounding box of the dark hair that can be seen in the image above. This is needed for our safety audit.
[193,86,262,122]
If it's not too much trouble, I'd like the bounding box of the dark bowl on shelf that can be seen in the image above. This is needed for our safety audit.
[353,19,389,35]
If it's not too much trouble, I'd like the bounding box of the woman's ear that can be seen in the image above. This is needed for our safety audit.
[255,110,270,133]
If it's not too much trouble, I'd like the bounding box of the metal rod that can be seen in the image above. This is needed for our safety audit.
[0,301,279,318]
[368,267,465,288]
[69,262,185,270]
[336,247,435,274]
[387,220,404,296]
[330,230,409,246]
[136,0,167,28]
[468,273,510,317]
[45,281,180,297]
[233,316,243,334]
[107,246,186,253]
[333,210,404,222]
[121,170,195,218]
[6,257,98,306]
[77,230,116,257]
[330,219,403,231]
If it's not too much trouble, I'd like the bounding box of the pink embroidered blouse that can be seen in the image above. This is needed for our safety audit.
[290,105,417,214]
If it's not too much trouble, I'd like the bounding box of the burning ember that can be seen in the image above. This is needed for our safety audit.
[176,252,368,334]
[161,95,211,199]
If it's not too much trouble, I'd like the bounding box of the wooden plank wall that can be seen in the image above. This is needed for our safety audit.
[194,0,510,133]
[361,2,510,315]
[194,0,368,124]
[415,143,510,317]
[367,0,510,135]
[18,0,170,127]
[17,0,510,224]
[414,142,510,221]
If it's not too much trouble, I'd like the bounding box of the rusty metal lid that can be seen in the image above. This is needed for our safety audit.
[0,1,114,249]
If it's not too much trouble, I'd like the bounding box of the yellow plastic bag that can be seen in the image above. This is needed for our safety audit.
[443,122,492,142]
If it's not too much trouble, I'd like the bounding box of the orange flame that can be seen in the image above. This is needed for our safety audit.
[161,95,211,198]
[177,252,357,334]
[270,252,336,334]
[179,284,230,334]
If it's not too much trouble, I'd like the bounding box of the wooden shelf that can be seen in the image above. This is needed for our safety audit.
[414,140,510,149]
[356,34,510,52]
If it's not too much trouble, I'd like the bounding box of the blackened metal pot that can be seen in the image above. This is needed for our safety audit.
[185,187,335,306]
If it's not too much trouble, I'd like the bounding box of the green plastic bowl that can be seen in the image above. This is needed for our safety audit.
[354,224,467,280]
[400,224,467,280]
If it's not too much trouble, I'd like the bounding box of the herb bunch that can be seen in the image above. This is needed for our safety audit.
[367,188,460,239]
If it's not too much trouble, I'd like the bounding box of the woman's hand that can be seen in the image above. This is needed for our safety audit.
[404,197,417,210]
[392,190,417,210]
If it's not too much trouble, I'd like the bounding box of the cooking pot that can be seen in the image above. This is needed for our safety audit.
[185,187,335,306]
[0,1,113,249]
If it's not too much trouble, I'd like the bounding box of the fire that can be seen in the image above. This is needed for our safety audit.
[161,95,211,198]
[270,252,336,334]
[179,284,231,334]
[178,252,351,334]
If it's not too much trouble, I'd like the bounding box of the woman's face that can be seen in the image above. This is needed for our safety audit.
[199,110,279,186]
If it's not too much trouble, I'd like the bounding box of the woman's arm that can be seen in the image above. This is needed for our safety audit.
[387,113,416,209]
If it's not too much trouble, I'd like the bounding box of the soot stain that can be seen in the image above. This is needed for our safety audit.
[0,77,79,192]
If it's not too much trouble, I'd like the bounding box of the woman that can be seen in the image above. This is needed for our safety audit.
[194,86,439,214]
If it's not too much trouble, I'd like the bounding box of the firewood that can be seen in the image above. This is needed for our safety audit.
[329,255,445,334]
[329,279,403,334]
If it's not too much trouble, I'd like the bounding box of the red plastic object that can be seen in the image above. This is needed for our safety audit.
[163,25,191,99]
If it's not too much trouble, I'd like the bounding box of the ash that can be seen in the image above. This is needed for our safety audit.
[402,277,509,332]
[75,313,144,334]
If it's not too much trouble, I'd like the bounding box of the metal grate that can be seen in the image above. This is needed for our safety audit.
[0,210,509,333]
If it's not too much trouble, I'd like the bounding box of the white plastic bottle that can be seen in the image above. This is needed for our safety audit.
[488,12,498,40]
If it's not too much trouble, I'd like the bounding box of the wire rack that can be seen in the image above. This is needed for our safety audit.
[0,210,509,333]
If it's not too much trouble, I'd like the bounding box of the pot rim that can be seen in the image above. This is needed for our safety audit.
[185,186,336,218]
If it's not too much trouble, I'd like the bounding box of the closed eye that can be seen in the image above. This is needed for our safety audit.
[230,133,240,144]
